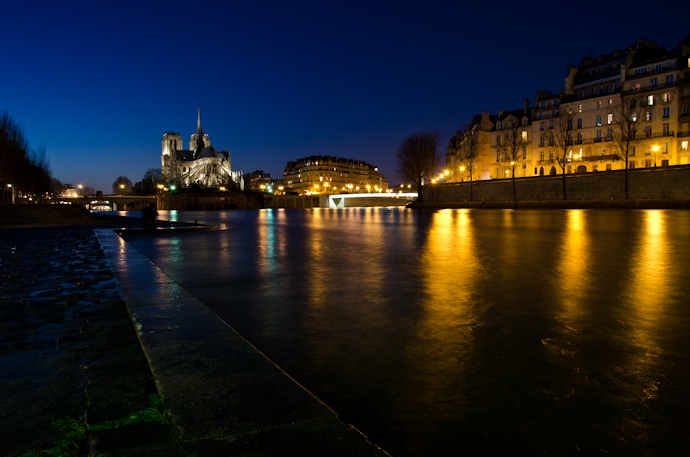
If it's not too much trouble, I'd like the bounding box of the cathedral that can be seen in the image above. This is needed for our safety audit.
[161,106,243,189]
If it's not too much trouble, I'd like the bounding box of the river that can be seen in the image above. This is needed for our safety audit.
[122,208,690,456]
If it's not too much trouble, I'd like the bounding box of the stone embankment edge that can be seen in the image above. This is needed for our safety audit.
[95,228,390,456]
[410,199,690,209]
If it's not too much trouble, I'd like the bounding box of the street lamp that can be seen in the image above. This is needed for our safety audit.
[652,145,660,166]
[7,183,15,204]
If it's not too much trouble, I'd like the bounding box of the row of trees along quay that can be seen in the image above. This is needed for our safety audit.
[0,112,52,204]
[547,100,641,202]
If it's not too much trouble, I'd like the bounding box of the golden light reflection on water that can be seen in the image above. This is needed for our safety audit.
[625,210,669,400]
[413,209,483,401]
[557,210,591,322]
[301,209,391,313]
[630,210,669,315]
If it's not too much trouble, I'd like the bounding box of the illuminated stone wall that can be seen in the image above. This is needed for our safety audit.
[425,165,690,203]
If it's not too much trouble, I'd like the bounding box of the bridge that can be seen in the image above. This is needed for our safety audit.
[325,192,418,208]
[54,192,418,211]
[55,195,157,211]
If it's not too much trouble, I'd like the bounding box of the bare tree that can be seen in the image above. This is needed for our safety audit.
[504,120,522,206]
[1,112,52,201]
[397,131,441,203]
[112,176,133,195]
[547,103,575,200]
[457,127,480,201]
[611,96,643,199]
[133,168,163,195]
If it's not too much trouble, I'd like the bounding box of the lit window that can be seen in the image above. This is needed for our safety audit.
[607,113,613,124]
[646,110,653,121]
[648,95,654,105]
[663,93,671,103]
[521,131,528,142]
[578,104,583,112]
[682,141,688,151]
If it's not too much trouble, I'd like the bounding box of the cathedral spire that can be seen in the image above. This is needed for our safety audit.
[196,103,203,135]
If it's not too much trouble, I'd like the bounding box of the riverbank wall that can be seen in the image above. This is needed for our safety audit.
[418,165,690,208]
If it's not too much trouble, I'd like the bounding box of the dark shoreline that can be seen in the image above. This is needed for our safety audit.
[0,204,195,229]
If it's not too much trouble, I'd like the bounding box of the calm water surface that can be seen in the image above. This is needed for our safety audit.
[125,208,690,456]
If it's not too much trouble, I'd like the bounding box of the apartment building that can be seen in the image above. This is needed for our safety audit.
[490,102,531,179]
[283,155,388,195]
[622,40,681,168]
[446,35,690,182]
[446,112,494,182]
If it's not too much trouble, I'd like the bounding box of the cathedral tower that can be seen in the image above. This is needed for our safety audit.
[161,132,183,180]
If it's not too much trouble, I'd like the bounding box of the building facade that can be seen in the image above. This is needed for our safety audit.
[446,35,690,182]
[161,106,243,189]
[283,155,388,195]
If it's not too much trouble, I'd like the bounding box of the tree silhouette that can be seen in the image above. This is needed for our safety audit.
[112,176,133,195]
[611,96,643,199]
[397,131,441,203]
[1,111,52,202]
[547,103,575,200]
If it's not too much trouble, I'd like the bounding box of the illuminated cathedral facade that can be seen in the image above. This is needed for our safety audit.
[161,106,243,189]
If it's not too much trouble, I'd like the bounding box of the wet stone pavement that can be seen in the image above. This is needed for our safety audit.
[1,220,389,457]
[0,226,181,456]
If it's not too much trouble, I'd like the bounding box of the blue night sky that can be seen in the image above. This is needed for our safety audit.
[2,0,688,192]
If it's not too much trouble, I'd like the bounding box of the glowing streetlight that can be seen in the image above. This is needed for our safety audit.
[652,145,660,166]
[7,183,15,204]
